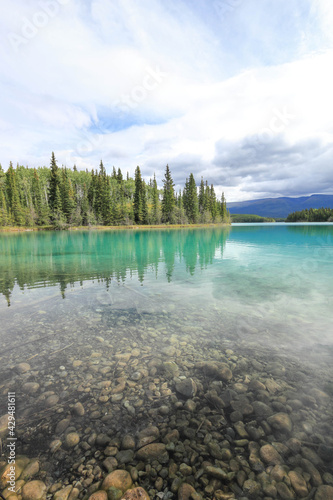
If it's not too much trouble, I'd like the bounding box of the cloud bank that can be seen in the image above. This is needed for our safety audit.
[1,0,333,200]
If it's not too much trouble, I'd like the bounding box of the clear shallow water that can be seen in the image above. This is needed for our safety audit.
[0,224,333,497]
[1,224,333,359]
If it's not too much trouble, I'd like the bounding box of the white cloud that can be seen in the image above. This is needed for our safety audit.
[1,0,333,201]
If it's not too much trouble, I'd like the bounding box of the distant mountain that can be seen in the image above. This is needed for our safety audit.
[227,194,333,219]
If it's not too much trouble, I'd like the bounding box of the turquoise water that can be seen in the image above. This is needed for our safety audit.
[0,223,333,495]
[1,224,332,360]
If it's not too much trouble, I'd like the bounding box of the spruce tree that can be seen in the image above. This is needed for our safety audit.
[133,166,143,224]
[6,162,24,226]
[161,164,175,223]
[141,180,148,225]
[184,173,199,223]
[220,192,227,221]
[49,153,64,221]
[61,169,76,222]
[198,177,206,214]
[0,185,8,226]
[32,169,49,225]
[151,173,160,224]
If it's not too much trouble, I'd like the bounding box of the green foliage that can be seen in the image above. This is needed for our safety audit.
[0,155,230,229]
[183,173,199,223]
[231,214,275,223]
[133,166,148,224]
[286,207,333,222]
[161,164,175,223]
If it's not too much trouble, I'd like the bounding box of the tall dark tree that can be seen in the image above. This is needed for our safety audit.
[151,173,160,224]
[0,184,8,227]
[48,153,63,220]
[198,177,206,214]
[184,173,198,223]
[220,192,228,221]
[6,162,24,226]
[161,164,175,223]
[32,169,49,225]
[61,169,76,222]
[133,166,142,224]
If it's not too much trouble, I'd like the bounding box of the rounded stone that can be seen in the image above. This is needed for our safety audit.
[260,444,283,465]
[177,483,196,500]
[175,378,197,398]
[15,363,31,374]
[22,382,40,395]
[216,363,233,382]
[136,443,169,463]
[276,482,294,500]
[53,485,73,500]
[102,470,133,493]
[65,432,80,448]
[252,401,273,418]
[45,395,59,407]
[315,485,333,500]
[116,450,134,464]
[72,402,85,416]
[50,440,62,453]
[288,470,308,497]
[88,491,108,500]
[22,481,47,500]
[267,413,293,433]
[21,459,40,481]
[120,487,150,500]
[121,435,135,450]
[242,479,261,498]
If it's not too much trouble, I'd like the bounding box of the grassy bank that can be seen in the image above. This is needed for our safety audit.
[0,222,230,233]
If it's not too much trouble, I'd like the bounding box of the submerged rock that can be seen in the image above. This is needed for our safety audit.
[22,481,47,500]
[175,378,197,398]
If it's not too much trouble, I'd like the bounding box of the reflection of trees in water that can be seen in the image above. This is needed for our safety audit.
[0,228,230,305]
[286,223,333,239]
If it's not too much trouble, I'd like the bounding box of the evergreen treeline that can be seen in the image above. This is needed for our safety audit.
[286,207,333,222]
[0,153,229,228]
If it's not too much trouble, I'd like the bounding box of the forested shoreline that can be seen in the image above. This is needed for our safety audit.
[0,153,230,229]
[286,207,333,222]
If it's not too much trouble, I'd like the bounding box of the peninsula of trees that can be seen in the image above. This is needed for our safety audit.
[286,207,333,222]
[0,153,229,229]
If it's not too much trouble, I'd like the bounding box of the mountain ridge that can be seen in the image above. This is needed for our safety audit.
[227,194,333,218]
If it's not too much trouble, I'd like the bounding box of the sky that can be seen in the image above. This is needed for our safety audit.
[1,0,333,201]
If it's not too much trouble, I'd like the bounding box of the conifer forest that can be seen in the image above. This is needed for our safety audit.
[0,153,229,229]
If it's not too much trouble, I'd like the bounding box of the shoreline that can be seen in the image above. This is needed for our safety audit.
[0,222,230,233]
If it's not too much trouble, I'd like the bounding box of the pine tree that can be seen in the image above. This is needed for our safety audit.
[184,173,199,223]
[0,185,8,226]
[220,192,227,221]
[151,173,161,224]
[6,162,25,226]
[198,177,206,214]
[209,184,218,221]
[141,180,148,225]
[101,177,114,225]
[61,168,76,222]
[133,166,144,224]
[161,164,175,223]
[32,169,49,225]
[49,153,64,221]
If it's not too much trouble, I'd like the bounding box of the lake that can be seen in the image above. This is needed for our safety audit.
[0,224,332,499]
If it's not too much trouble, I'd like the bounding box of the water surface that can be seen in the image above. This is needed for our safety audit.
[0,224,332,495]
